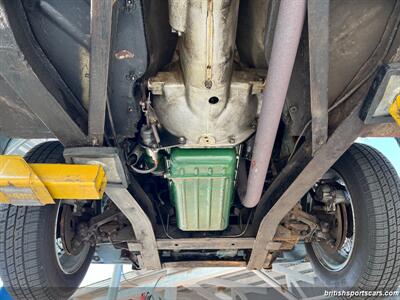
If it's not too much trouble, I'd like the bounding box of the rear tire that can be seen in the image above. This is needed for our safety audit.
[0,141,93,300]
[306,143,400,293]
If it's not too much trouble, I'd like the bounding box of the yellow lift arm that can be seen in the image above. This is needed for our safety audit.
[390,94,400,126]
[0,155,107,205]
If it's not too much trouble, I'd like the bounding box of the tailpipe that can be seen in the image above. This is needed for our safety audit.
[241,0,307,208]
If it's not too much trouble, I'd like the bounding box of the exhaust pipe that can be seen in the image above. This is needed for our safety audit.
[241,0,307,208]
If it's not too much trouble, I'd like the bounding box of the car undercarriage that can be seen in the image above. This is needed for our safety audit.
[0,0,400,299]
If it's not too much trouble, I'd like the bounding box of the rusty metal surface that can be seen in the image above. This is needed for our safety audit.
[242,0,307,208]
[308,0,330,154]
[162,261,247,268]
[156,238,255,250]
[88,0,113,145]
[362,122,400,137]
[106,186,161,270]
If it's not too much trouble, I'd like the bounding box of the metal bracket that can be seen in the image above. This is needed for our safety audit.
[64,147,129,188]
[360,63,400,124]
[106,186,161,270]
[88,0,113,145]
[308,0,330,154]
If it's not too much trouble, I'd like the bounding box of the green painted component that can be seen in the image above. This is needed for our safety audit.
[168,148,237,231]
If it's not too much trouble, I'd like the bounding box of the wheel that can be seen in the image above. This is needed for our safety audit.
[305,143,400,293]
[0,141,94,300]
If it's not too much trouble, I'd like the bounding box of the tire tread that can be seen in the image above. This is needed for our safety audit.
[0,142,66,300]
[349,144,400,292]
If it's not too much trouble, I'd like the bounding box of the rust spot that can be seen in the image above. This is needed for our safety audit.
[114,50,134,60]
[251,160,256,168]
